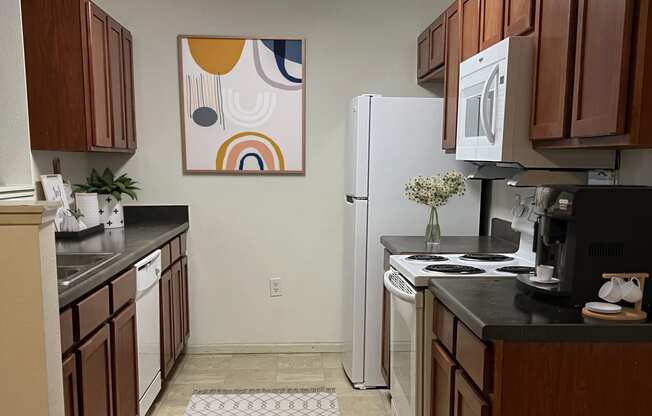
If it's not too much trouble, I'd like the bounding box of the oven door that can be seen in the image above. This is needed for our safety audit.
[456,61,504,162]
[384,270,423,416]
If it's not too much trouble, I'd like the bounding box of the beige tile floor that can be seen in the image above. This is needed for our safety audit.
[150,353,391,416]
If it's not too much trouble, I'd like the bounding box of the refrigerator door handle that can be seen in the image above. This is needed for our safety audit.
[346,195,368,203]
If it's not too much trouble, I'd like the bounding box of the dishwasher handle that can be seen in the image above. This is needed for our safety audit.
[384,270,416,303]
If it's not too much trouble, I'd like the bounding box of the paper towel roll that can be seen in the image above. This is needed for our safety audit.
[75,193,100,227]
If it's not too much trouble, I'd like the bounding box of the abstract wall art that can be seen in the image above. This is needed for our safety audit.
[178,35,305,174]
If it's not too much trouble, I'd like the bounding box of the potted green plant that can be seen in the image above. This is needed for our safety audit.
[74,168,140,229]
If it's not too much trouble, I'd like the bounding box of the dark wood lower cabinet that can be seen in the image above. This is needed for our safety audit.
[161,268,174,378]
[453,370,489,416]
[79,324,113,416]
[381,249,391,385]
[172,261,184,359]
[62,354,79,416]
[431,341,457,416]
[181,256,190,341]
[110,303,139,416]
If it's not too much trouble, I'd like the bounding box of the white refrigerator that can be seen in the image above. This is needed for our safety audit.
[342,95,481,388]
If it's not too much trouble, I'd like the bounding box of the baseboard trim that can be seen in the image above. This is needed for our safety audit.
[186,342,343,355]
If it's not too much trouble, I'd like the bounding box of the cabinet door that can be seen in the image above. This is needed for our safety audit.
[110,303,138,416]
[122,29,137,149]
[453,370,489,416]
[79,324,113,416]
[381,250,391,385]
[107,17,126,149]
[172,261,184,358]
[443,1,461,150]
[503,0,534,36]
[459,0,480,61]
[418,29,432,79]
[87,2,112,148]
[62,354,79,416]
[530,0,578,140]
[181,256,190,342]
[160,269,175,378]
[431,342,457,416]
[479,0,504,51]
[571,0,634,137]
[429,15,446,71]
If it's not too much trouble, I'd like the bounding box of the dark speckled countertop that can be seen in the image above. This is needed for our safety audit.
[429,278,652,342]
[57,206,189,308]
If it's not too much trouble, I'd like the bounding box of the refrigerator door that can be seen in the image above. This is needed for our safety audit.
[341,195,368,386]
[345,96,372,198]
[363,96,481,388]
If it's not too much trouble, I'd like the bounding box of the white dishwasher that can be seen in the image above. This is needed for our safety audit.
[135,250,162,416]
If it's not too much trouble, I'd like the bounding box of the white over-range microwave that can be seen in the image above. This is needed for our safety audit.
[455,37,614,169]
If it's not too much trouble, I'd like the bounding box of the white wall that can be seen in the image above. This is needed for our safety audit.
[32,0,450,348]
[0,0,32,187]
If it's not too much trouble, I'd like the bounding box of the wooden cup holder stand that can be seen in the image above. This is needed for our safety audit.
[582,273,649,322]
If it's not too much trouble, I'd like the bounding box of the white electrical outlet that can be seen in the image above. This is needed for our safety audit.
[269,278,282,297]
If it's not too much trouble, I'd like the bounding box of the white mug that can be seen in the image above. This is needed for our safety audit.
[535,265,555,281]
[599,277,625,303]
[622,277,643,303]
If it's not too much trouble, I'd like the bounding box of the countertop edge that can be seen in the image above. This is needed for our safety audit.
[58,222,189,308]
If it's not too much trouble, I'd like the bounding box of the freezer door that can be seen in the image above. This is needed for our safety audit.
[345,96,371,198]
[341,196,368,385]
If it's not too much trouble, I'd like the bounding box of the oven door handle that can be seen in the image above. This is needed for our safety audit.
[384,270,416,304]
[480,63,499,143]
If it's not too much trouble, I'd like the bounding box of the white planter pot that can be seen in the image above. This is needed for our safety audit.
[98,194,124,229]
[75,192,100,227]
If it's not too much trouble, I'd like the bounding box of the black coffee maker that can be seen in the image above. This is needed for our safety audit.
[516,185,652,309]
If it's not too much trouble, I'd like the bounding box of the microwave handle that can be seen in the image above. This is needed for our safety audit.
[480,63,499,143]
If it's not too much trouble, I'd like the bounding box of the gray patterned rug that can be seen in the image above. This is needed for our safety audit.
[185,388,340,416]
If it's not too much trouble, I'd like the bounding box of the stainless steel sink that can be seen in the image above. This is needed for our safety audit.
[56,253,118,287]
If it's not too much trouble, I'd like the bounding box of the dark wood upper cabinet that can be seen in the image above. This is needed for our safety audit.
[78,324,113,416]
[110,303,139,416]
[107,17,126,149]
[122,29,137,149]
[429,16,447,71]
[530,0,578,140]
[418,29,432,79]
[479,0,504,51]
[459,0,481,61]
[62,355,79,416]
[21,0,136,153]
[503,0,534,36]
[570,0,634,138]
[453,370,489,416]
[443,1,461,150]
[87,3,112,148]
[160,268,174,378]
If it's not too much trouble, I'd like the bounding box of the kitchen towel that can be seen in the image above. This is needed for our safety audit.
[185,388,340,416]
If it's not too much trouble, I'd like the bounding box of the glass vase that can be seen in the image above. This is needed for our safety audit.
[425,206,441,248]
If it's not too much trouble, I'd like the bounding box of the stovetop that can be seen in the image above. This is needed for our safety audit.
[390,253,535,288]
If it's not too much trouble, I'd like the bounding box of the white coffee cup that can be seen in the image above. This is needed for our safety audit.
[622,277,643,303]
[599,277,625,303]
[535,265,555,281]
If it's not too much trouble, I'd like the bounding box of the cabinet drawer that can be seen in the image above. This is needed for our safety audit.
[75,286,110,341]
[60,308,75,354]
[180,232,187,254]
[110,268,136,313]
[455,322,492,393]
[431,340,457,416]
[161,243,171,270]
[434,299,457,354]
[170,236,181,262]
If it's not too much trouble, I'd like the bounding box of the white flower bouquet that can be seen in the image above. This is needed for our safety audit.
[404,171,466,245]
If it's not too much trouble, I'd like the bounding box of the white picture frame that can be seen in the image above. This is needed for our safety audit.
[40,174,69,231]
